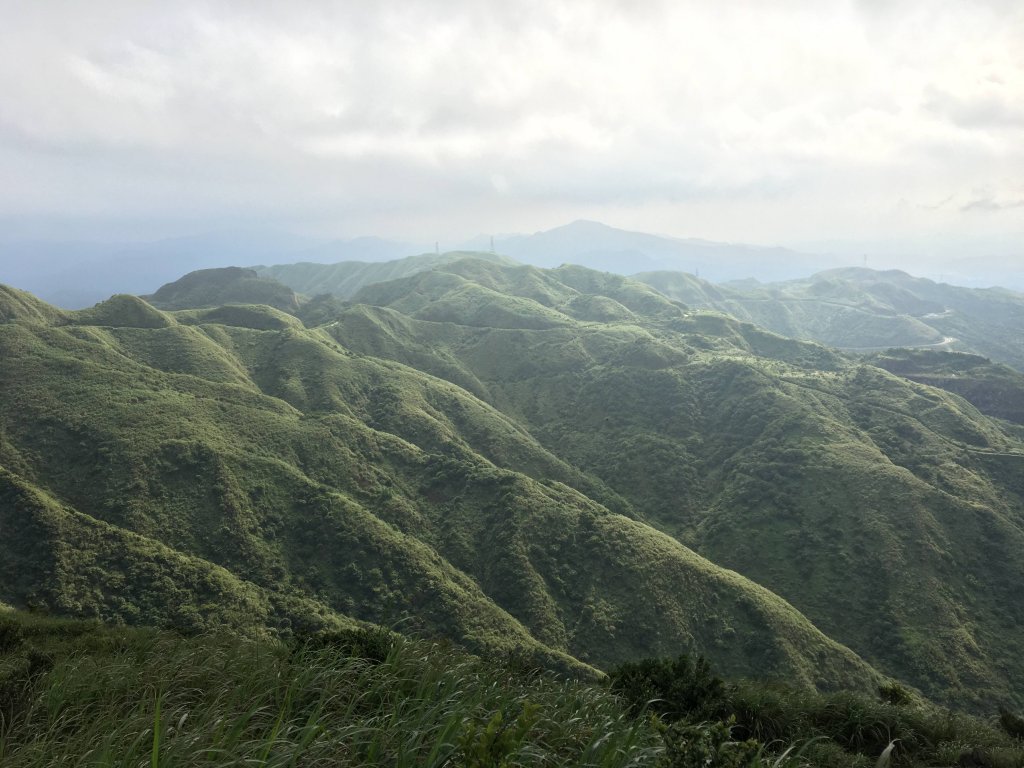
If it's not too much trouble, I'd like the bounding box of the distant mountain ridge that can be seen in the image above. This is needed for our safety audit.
[3,220,1021,310]
[485,220,850,282]
[637,266,1024,370]
[0,232,421,309]
[257,251,517,300]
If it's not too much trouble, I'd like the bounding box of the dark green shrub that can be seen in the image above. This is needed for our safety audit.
[610,654,726,721]
[0,615,25,654]
[808,693,905,755]
[457,703,540,768]
[658,720,761,768]
[726,682,807,743]
[998,707,1024,741]
[878,681,912,706]
[295,625,397,663]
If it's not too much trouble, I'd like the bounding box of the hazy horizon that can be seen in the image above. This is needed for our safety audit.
[0,0,1021,274]
[0,3,1019,256]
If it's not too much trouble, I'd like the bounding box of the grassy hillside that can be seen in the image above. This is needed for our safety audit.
[145,266,301,312]
[6,259,1024,711]
[312,258,1024,710]
[2,611,1022,767]
[0,285,884,692]
[637,267,1024,369]
[869,349,1024,426]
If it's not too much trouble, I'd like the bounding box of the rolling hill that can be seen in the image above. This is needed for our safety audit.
[0,279,880,693]
[5,259,1024,711]
[257,251,517,300]
[312,259,1024,709]
[637,267,1024,370]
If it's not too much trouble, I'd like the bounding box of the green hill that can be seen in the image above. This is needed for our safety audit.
[868,349,1024,426]
[0,287,882,692]
[145,266,301,312]
[311,258,1024,710]
[6,259,1024,710]
[637,267,1024,369]
[0,284,67,324]
[68,293,175,329]
[257,251,518,299]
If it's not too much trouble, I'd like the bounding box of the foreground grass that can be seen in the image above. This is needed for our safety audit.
[0,613,657,767]
[3,611,1024,767]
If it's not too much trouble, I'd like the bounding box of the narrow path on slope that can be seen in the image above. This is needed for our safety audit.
[837,336,958,352]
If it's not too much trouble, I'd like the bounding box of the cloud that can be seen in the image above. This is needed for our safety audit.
[961,197,1024,212]
[925,86,1024,130]
[0,0,1021,246]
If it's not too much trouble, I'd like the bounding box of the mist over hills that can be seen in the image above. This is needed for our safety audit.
[0,232,419,309]
[7,219,1020,311]
[481,220,850,282]
[5,258,1024,712]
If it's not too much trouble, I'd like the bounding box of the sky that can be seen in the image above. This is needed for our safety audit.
[0,0,1022,263]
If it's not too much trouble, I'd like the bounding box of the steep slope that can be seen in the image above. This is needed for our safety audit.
[638,267,1024,369]
[0,286,881,690]
[869,349,1024,426]
[0,284,67,324]
[0,467,349,636]
[318,258,1024,709]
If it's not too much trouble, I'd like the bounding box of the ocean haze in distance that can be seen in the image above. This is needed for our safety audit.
[0,1,1021,298]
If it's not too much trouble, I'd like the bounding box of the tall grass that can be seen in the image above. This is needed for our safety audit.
[0,620,661,767]
[4,614,1024,767]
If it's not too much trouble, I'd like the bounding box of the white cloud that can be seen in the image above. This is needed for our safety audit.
[0,0,1021,249]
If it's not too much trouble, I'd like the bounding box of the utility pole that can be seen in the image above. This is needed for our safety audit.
[490,236,495,254]
[435,241,439,255]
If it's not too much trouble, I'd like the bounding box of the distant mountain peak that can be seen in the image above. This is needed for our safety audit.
[145,266,300,312]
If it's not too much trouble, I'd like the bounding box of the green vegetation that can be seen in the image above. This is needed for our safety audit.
[2,611,1022,767]
[869,349,1024,425]
[301,258,1024,709]
[608,652,1024,768]
[0,611,656,767]
[145,267,301,313]
[637,267,1024,370]
[4,256,1024,726]
[0,274,881,693]
[258,251,518,299]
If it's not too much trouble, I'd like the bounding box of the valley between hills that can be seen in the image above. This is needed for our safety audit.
[3,255,1024,765]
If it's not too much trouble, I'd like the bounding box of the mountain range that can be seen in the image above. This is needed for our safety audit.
[4,256,1024,712]
[638,267,1024,370]
[259,251,1024,374]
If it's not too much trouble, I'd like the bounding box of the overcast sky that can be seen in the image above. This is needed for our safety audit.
[0,0,1021,260]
